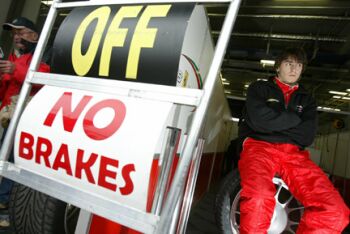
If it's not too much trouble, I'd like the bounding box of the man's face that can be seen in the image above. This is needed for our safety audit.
[277,56,303,85]
[11,28,38,50]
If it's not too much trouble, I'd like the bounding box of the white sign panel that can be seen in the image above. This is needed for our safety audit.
[14,85,173,211]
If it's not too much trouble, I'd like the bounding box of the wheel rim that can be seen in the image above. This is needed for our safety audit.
[229,190,241,233]
[229,178,304,234]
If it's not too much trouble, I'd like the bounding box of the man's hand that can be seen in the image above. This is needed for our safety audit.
[0,60,15,74]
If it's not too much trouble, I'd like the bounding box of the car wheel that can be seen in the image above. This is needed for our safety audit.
[215,169,304,234]
[9,182,80,234]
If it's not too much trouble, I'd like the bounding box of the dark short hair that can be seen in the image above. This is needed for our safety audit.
[274,47,308,72]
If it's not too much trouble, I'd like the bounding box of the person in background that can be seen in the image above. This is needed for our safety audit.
[0,17,50,227]
[238,47,349,233]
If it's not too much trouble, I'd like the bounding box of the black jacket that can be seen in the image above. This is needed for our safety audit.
[238,78,318,148]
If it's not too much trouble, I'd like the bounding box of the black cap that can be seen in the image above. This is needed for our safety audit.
[3,17,37,33]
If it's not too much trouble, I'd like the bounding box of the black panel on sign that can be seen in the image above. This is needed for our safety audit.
[51,4,195,86]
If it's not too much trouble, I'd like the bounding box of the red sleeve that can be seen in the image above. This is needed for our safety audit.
[38,62,50,73]
[0,78,8,101]
[11,54,50,84]
[11,63,28,83]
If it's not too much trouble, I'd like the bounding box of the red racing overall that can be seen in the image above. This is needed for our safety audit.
[238,77,349,233]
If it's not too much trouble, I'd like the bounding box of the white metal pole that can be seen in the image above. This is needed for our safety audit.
[155,0,242,232]
[176,139,205,234]
[152,128,181,215]
[55,0,231,9]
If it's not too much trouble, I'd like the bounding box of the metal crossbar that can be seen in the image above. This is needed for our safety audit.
[0,161,159,233]
[54,0,231,9]
[0,0,242,233]
[30,71,203,106]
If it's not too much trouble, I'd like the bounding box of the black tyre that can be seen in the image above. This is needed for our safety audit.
[9,182,80,234]
[215,169,304,234]
[215,169,241,234]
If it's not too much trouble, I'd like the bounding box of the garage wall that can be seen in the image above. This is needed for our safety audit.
[314,129,350,179]
[0,0,12,39]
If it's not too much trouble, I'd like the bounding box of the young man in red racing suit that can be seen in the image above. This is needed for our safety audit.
[238,47,349,233]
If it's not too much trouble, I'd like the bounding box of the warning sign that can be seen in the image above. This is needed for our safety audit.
[14,85,173,210]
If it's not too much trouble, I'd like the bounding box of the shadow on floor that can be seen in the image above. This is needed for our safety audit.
[186,187,220,234]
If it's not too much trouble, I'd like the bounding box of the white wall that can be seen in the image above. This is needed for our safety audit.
[314,131,350,179]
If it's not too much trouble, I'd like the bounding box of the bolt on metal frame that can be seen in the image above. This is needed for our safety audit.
[0,0,242,233]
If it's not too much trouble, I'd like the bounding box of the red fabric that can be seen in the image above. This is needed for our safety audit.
[89,215,141,234]
[238,138,349,233]
[0,52,50,110]
[275,77,299,105]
